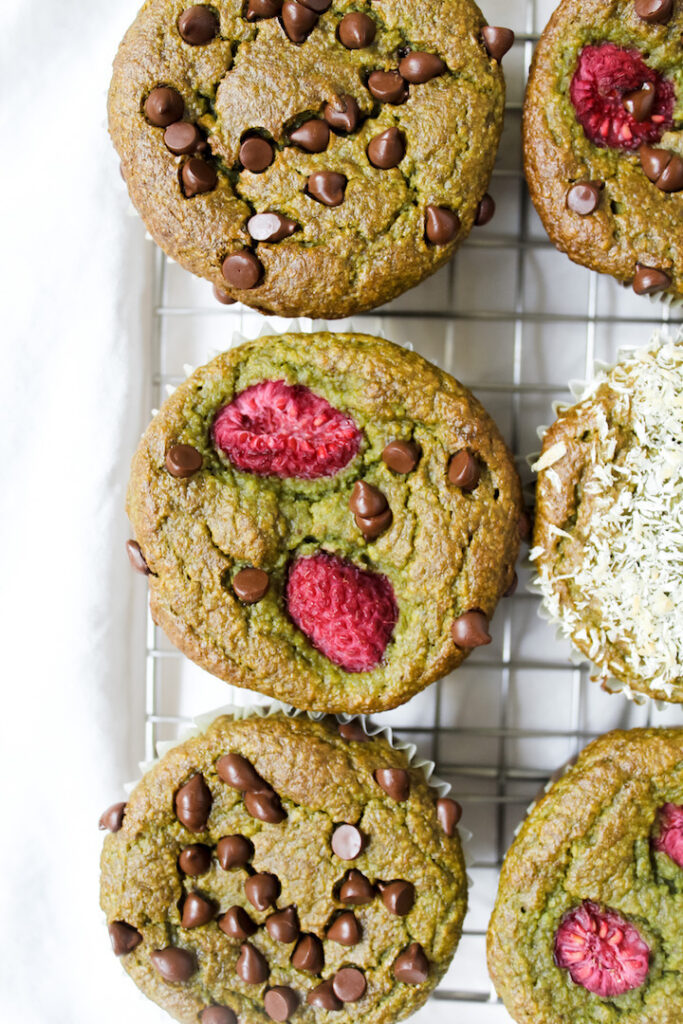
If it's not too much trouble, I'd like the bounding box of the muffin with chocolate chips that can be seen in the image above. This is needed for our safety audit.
[126,331,522,713]
[100,711,468,1024]
[488,727,683,1024]
[524,0,683,301]
[532,336,683,704]
[108,0,513,318]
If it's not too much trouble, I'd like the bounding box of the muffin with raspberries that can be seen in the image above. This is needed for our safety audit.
[524,0,683,301]
[488,728,683,1024]
[99,711,468,1024]
[125,332,522,713]
[109,0,513,318]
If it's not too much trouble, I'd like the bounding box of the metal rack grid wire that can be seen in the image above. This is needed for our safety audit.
[139,0,683,1016]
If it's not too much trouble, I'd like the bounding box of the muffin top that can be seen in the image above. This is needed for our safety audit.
[532,337,683,704]
[126,332,522,713]
[488,727,683,1024]
[524,0,683,301]
[100,711,467,1024]
[108,0,508,318]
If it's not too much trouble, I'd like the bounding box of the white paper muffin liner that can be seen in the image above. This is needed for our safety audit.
[527,328,683,710]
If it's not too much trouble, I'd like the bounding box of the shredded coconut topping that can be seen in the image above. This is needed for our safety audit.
[535,340,683,696]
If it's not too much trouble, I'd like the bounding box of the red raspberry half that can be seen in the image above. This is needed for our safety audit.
[554,901,650,998]
[213,380,362,479]
[286,552,398,673]
[653,803,683,868]
[570,44,674,150]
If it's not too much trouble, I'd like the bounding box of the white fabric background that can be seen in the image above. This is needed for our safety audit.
[0,1,168,1020]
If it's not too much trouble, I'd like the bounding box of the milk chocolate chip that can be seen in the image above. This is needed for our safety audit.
[367,70,408,104]
[166,444,203,478]
[331,824,365,860]
[222,252,263,290]
[635,0,673,23]
[332,967,366,1002]
[381,880,415,916]
[338,12,376,49]
[126,540,150,575]
[164,122,203,155]
[265,987,299,1021]
[244,788,286,823]
[181,892,216,929]
[339,870,374,905]
[151,947,197,983]
[451,610,491,648]
[566,181,602,216]
[482,26,515,61]
[233,568,270,603]
[327,912,361,946]
[181,157,217,196]
[448,450,481,490]
[179,844,212,875]
[217,753,264,790]
[307,171,347,206]
[145,87,184,127]
[266,907,300,943]
[247,213,298,242]
[201,1009,237,1024]
[640,146,683,192]
[374,767,410,801]
[368,127,405,169]
[436,797,462,836]
[425,205,460,244]
[475,193,496,226]
[217,834,253,870]
[246,0,282,19]
[240,137,275,173]
[399,52,446,83]
[382,440,421,474]
[175,775,212,832]
[338,719,370,742]
[245,872,280,911]
[282,0,318,42]
[324,96,360,133]
[624,81,656,122]
[393,943,429,984]
[99,802,126,832]
[307,980,342,1011]
[219,906,257,939]
[290,120,330,152]
[178,6,219,44]
[292,934,324,973]
[108,921,142,956]
[236,942,269,984]
[632,264,672,295]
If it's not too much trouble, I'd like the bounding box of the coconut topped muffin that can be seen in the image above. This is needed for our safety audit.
[532,337,683,704]
[126,332,522,713]
[488,728,683,1024]
[109,0,512,318]
[99,711,467,1024]
[524,0,683,301]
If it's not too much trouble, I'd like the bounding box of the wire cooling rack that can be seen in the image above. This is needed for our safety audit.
[137,1,683,1018]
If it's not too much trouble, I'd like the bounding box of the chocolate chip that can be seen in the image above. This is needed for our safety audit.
[504,572,519,598]
[640,146,683,191]
[175,775,212,832]
[298,0,331,9]
[236,942,269,984]
[233,567,270,603]
[179,843,212,875]
[634,0,673,23]
[290,119,330,152]
[216,752,263,791]
[182,157,218,197]
[475,193,496,226]
[182,892,216,928]
[213,284,237,305]
[245,789,287,823]
[451,610,491,649]
[324,96,361,133]
[632,263,672,295]
[393,943,429,984]
[150,947,197,983]
[338,12,376,48]
[382,440,421,474]
[266,906,300,943]
[623,81,656,122]
[265,987,299,1021]
[436,797,462,836]
[307,171,347,206]
[307,980,343,1011]
[164,122,203,154]
[338,719,369,742]
[246,0,283,20]
[327,911,361,946]
[339,870,375,905]
[178,5,219,44]
[219,905,257,939]
[99,801,126,832]
[245,872,280,911]
[165,444,203,478]
[292,934,324,973]
[247,213,299,243]
[222,252,263,289]
[126,540,151,575]
[240,137,275,173]
[332,967,366,1002]
[425,205,460,244]
[367,127,406,169]
[332,824,365,860]
[108,921,142,956]
[374,768,410,801]
[349,481,387,517]
[145,87,184,127]
[448,450,481,490]
[282,0,318,42]
[380,880,415,916]
[217,834,253,870]
[566,181,602,216]
[355,507,393,539]
[367,70,408,104]
[481,26,515,62]
[658,155,683,192]
[398,52,446,83]
[200,1008,237,1024]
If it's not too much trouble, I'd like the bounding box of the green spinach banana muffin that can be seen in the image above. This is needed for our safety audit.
[531,336,683,704]
[126,331,522,713]
[108,0,512,318]
[99,710,467,1024]
[524,0,683,301]
[488,728,683,1024]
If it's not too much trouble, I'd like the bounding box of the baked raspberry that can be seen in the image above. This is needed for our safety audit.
[554,901,650,998]
[213,380,362,479]
[286,552,398,673]
[570,44,674,150]
[653,803,683,868]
